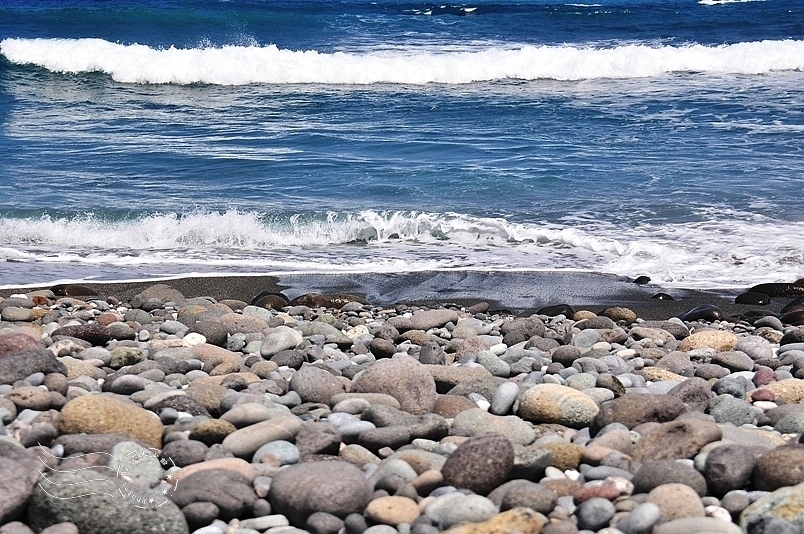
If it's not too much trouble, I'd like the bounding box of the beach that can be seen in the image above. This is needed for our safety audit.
[2,273,804,533]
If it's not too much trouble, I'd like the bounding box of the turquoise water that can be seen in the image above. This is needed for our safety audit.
[1,0,803,288]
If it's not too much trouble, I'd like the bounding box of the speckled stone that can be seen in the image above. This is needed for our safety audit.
[441,434,514,496]
[517,384,600,428]
[59,395,164,448]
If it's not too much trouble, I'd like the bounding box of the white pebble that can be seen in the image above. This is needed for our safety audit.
[182,332,206,347]
[752,401,777,411]
[705,505,733,523]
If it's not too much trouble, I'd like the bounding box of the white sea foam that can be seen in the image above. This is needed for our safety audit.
[0,210,802,289]
[1,38,803,85]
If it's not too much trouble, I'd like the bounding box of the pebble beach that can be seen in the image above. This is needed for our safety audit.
[2,273,804,534]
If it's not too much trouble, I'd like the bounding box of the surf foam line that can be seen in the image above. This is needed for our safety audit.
[1,210,803,288]
[2,38,803,85]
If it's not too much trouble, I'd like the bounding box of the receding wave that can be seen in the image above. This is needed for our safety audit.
[1,210,803,289]
[1,38,803,85]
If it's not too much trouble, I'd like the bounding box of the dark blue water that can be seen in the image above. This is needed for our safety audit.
[1,0,803,288]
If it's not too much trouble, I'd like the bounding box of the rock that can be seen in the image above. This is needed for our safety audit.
[451,408,535,445]
[754,444,804,491]
[295,421,342,457]
[500,317,546,345]
[59,395,164,448]
[221,415,302,458]
[488,480,557,514]
[5,386,51,411]
[632,459,708,496]
[601,307,637,324]
[668,377,714,413]
[711,351,755,372]
[576,497,616,531]
[591,394,686,434]
[351,356,437,415]
[633,419,722,461]
[736,292,770,305]
[269,461,372,527]
[441,507,546,534]
[704,443,756,497]
[647,483,705,521]
[289,365,347,404]
[614,502,661,534]
[365,496,420,526]
[161,439,208,467]
[171,458,254,483]
[677,304,723,322]
[150,396,210,418]
[170,468,257,521]
[27,469,188,534]
[0,442,42,524]
[741,481,804,533]
[109,441,165,488]
[0,349,67,385]
[188,419,237,445]
[131,284,186,309]
[51,323,111,346]
[0,332,41,357]
[441,434,514,495]
[260,326,303,357]
[517,383,600,428]
[389,309,460,332]
[679,331,738,352]
[761,378,804,403]
[654,517,742,534]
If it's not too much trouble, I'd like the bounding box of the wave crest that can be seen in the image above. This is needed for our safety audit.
[2,38,803,85]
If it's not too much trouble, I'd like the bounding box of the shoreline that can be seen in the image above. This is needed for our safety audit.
[0,270,784,320]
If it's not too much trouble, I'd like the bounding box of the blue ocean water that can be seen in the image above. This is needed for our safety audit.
[0,0,802,288]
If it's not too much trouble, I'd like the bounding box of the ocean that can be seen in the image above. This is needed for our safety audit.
[1,0,802,291]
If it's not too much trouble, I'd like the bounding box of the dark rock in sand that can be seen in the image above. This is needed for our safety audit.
[633,419,721,461]
[736,292,770,305]
[591,394,686,435]
[632,459,708,496]
[50,284,100,297]
[250,290,290,309]
[0,349,67,386]
[441,433,514,496]
[651,292,675,300]
[28,469,188,534]
[269,461,372,527]
[781,296,804,314]
[782,311,804,326]
[748,282,804,298]
[0,442,42,524]
[537,304,575,317]
[677,304,723,322]
[633,276,651,284]
[170,469,257,521]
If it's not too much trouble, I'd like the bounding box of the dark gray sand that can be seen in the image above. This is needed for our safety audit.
[0,270,777,320]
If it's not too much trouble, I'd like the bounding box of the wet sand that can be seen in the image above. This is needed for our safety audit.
[0,270,778,320]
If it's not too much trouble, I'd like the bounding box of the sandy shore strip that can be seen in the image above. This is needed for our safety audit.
[0,270,783,320]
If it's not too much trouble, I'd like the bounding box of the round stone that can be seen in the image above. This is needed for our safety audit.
[517,383,600,428]
[364,496,420,526]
